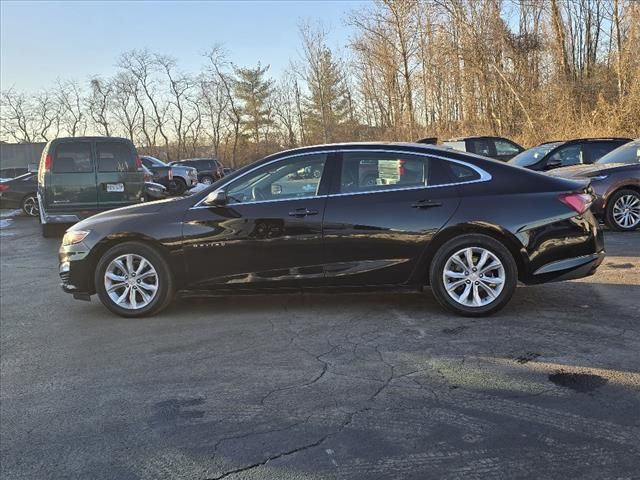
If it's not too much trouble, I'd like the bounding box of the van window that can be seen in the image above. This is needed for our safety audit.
[53,143,93,173]
[97,142,136,172]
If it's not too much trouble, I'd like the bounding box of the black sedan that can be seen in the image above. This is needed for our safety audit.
[59,143,604,318]
[0,172,39,216]
[509,138,631,171]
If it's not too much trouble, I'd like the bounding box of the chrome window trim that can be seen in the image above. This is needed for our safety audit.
[190,148,492,209]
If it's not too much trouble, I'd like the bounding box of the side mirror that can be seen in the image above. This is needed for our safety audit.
[204,190,227,206]
[545,158,561,170]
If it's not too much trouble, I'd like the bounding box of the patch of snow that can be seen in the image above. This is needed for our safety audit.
[0,218,14,229]
[186,182,209,195]
[0,209,22,218]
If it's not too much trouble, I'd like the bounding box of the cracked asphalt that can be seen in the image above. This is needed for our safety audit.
[1,216,639,479]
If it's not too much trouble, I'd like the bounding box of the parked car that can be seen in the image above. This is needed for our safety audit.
[37,137,145,237]
[442,136,524,161]
[169,158,224,185]
[0,172,38,216]
[59,143,604,318]
[143,181,168,202]
[0,167,29,180]
[509,138,632,172]
[548,139,639,231]
[140,156,198,194]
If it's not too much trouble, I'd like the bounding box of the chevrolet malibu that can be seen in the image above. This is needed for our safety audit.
[59,143,605,318]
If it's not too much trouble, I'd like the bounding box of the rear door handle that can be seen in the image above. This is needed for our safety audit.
[288,208,319,217]
[411,200,442,209]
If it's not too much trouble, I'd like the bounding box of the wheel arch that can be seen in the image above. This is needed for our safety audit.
[414,223,527,285]
[86,233,182,293]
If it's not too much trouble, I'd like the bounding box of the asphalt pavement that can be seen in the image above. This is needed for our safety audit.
[1,214,639,479]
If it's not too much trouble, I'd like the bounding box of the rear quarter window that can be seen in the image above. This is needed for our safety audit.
[52,143,93,173]
[447,162,481,183]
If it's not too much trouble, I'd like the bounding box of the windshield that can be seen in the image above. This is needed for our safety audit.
[145,156,165,167]
[596,140,639,165]
[509,142,562,167]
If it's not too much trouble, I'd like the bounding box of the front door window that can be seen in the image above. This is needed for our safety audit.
[225,154,327,204]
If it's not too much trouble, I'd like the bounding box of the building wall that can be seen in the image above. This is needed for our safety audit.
[0,142,46,170]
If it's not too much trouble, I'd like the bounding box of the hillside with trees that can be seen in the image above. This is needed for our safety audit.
[1,0,638,167]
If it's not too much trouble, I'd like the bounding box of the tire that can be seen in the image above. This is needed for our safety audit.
[42,224,59,238]
[21,194,39,217]
[95,241,174,318]
[605,189,640,232]
[429,234,518,317]
[171,178,187,195]
[200,175,214,185]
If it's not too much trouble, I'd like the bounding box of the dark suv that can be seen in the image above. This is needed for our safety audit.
[37,137,144,237]
[509,138,632,171]
[442,136,524,161]
[170,158,224,185]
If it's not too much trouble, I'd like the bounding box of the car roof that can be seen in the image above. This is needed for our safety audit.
[48,136,133,143]
[262,142,496,160]
[538,137,632,147]
[443,136,514,142]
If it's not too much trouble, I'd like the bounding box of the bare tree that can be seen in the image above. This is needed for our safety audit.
[87,77,112,136]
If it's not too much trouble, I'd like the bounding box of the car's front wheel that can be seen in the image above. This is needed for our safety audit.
[605,189,640,231]
[95,241,174,318]
[429,234,517,317]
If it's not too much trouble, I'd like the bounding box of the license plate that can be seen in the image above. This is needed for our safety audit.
[106,183,124,193]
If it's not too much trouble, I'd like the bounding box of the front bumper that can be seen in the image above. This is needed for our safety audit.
[59,241,95,296]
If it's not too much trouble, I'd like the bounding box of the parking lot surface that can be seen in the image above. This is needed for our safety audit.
[1,214,639,479]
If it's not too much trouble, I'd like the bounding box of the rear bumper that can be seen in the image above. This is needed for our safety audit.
[528,251,605,284]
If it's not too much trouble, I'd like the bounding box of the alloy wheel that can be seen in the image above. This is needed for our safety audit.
[612,194,640,229]
[104,254,159,310]
[22,195,39,217]
[442,247,506,307]
[202,176,213,185]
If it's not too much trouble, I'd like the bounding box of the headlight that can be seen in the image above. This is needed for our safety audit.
[589,174,609,181]
[62,230,90,246]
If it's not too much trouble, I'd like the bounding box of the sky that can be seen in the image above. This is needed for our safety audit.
[0,0,370,93]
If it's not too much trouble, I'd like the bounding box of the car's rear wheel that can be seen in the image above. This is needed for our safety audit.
[605,189,640,231]
[21,194,39,217]
[200,175,214,185]
[429,234,517,317]
[95,242,174,318]
[171,178,187,195]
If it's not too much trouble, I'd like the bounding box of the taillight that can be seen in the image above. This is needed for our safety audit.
[135,155,142,170]
[0,184,9,192]
[168,169,173,181]
[398,159,406,177]
[44,154,52,171]
[559,193,593,214]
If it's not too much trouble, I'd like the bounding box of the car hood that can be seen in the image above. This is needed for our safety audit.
[72,197,183,230]
[548,163,628,178]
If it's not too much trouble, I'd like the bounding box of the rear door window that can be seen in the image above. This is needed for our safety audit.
[52,143,93,173]
[583,142,625,163]
[469,139,494,157]
[97,142,136,172]
[339,152,452,193]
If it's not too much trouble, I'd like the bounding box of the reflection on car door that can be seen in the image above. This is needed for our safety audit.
[182,152,334,289]
[322,150,461,285]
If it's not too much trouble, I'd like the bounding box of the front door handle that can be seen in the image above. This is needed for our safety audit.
[288,208,319,217]
[411,200,442,209]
